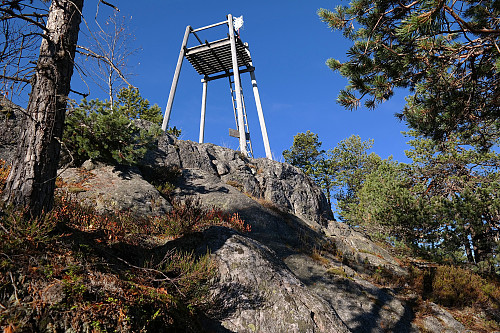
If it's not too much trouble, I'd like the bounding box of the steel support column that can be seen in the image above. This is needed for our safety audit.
[162,25,191,131]
[199,77,208,143]
[250,69,272,160]
[227,14,247,156]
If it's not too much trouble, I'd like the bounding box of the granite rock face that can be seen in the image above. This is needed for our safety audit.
[0,97,25,164]
[58,163,172,217]
[0,112,469,332]
[141,133,334,225]
[171,227,351,333]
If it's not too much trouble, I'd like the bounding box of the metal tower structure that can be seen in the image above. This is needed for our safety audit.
[161,14,272,160]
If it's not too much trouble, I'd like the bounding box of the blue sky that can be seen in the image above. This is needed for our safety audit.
[71,1,412,163]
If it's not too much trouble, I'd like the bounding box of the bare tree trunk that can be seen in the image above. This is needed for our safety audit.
[3,0,84,216]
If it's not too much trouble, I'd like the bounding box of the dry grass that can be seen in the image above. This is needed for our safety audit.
[0,162,252,332]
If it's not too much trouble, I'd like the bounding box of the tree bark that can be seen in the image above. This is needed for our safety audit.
[3,0,84,216]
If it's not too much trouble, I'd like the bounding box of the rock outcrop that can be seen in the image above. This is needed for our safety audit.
[0,96,25,164]
[137,132,466,333]
[140,133,333,225]
[0,113,469,332]
[58,163,172,217]
[170,227,351,333]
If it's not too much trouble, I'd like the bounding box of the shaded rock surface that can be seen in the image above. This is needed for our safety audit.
[0,96,25,164]
[169,227,350,333]
[419,303,466,333]
[325,221,407,276]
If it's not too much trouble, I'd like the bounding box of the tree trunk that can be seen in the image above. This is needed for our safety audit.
[3,0,84,216]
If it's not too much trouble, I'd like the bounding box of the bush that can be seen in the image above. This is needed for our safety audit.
[63,87,162,166]
[431,265,500,309]
[0,194,226,331]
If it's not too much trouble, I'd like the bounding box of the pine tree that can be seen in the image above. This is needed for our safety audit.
[2,0,84,217]
[328,135,381,222]
[282,131,323,173]
[115,86,163,126]
[63,88,162,166]
[352,132,500,267]
[319,0,500,149]
[283,132,380,212]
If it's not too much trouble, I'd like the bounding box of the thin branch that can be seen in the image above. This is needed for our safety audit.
[0,221,8,233]
[55,136,75,173]
[0,7,48,32]
[76,45,134,88]
[69,88,89,98]
[112,253,186,297]
[9,271,20,304]
[444,5,500,35]
[0,74,30,83]
[94,0,120,34]
[99,0,119,12]
[493,39,500,54]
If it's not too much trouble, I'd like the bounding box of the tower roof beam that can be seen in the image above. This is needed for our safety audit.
[191,20,228,33]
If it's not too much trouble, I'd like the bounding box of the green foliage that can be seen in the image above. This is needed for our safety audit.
[283,132,380,218]
[283,130,323,172]
[403,132,500,267]
[351,131,500,267]
[328,135,381,221]
[167,126,182,138]
[116,86,163,126]
[347,159,415,233]
[319,0,500,149]
[283,131,335,205]
[63,86,162,166]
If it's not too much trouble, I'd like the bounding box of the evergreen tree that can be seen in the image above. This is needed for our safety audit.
[63,88,162,166]
[328,135,381,222]
[283,131,335,205]
[282,131,323,173]
[319,0,500,149]
[283,132,380,212]
[352,132,500,268]
[115,86,163,126]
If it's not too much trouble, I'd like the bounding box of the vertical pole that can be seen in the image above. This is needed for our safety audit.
[199,77,208,143]
[162,25,191,131]
[228,14,247,157]
[250,69,272,160]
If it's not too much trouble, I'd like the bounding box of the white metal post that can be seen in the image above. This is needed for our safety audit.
[227,14,247,157]
[199,78,208,143]
[162,25,191,131]
[250,69,272,160]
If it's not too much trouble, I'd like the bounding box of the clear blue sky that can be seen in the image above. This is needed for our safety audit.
[72,1,412,163]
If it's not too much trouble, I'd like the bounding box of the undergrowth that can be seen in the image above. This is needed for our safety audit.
[0,162,251,332]
[365,260,500,331]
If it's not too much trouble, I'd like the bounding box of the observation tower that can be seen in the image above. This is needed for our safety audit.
[162,14,272,160]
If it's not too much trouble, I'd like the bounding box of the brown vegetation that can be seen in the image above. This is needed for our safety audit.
[0,162,250,332]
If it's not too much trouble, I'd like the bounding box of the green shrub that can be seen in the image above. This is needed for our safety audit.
[63,86,162,166]
[431,265,500,309]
